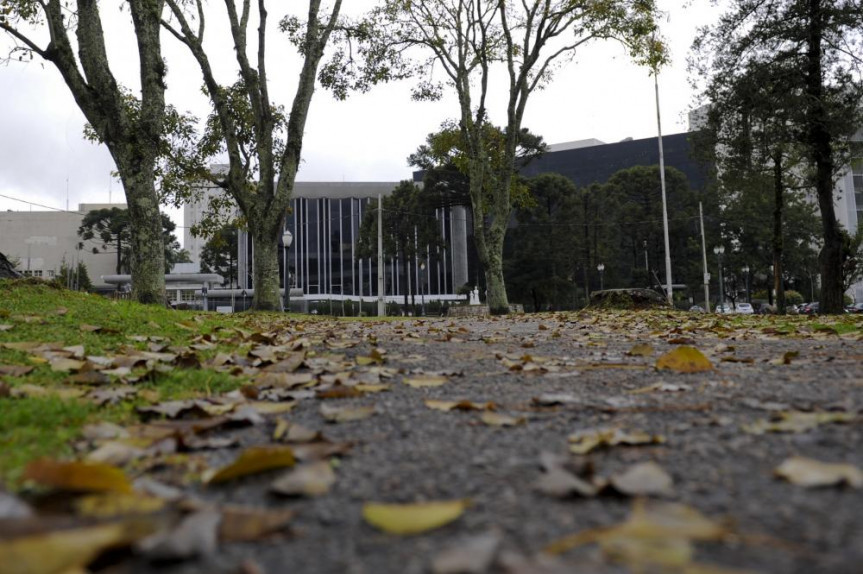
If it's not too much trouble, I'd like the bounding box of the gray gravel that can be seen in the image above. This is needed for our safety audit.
[129,313,863,574]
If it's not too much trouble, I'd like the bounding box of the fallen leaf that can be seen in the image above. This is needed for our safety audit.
[0,516,160,574]
[480,412,525,427]
[320,404,377,423]
[137,509,220,561]
[204,446,296,484]
[403,374,449,388]
[273,421,324,443]
[424,399,494,412]
[74,493,167,518]
[354,383,391,393]
[609,461,674,497]
[535,466,600,498]
[655,346,714,373]
[742,411,855,434]
[363,500,469,535]
[629,382,691,394]
[270,461,336,497]
[627,344,654,357]
[569,428,665,455]
[49,358,86,373]
[316,386,365,399]
[774,456,862,488]
[532,393,581,406]
[23,459,133,493]
[219,506,295,542]
[432,531,502,574]
[0,364,34,377]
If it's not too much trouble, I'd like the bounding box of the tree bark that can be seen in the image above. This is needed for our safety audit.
[772,152,786,314]
[248,216,282,311]
[805,0,844,314]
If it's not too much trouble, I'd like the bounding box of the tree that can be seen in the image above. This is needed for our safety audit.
[200,226,239,288]
[58,259,93,291]
[356,181,442,309]
[161,1,360,311]
[78,208,189,275]
[368,0,659,313]
[0,252,21,279]
[691,0,863,313]
[1,1,168,304]
[842,227,863,292]
[504,174,581,311]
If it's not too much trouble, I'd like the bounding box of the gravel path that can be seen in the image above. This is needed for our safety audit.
[124,313,863,574]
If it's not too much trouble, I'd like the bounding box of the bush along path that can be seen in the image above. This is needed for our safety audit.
[1,280,862,573]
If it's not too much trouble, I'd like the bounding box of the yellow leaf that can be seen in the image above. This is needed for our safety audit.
[363,500,469,535]
[569,428,665,455]
[320,404,377,423]
[74,493,167,518]
[479,412,525,427]
[627,343,654,357]
[403,374,448,388]
[0,517,159,574]
[204,446,295,484]
[247,401,297,415]
[424,399,493,412]
[655,346,713,373]
[270,461,336,497]
[774,456,862,488]
[354,383,391,393]
[23,460,132,494]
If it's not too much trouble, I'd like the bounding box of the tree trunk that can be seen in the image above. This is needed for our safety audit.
[772,153,786,314]
[805,0,844,314]
[249,219,282,312]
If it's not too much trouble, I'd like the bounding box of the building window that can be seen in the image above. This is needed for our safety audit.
[47,270,55,278]
[32,270,42,277]
[181,290,197,302]
[23,270,32,277]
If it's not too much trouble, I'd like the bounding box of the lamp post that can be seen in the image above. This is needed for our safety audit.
[282,229,293,313]
[597,263,605,291]
[742,265,750,304]
[713,246,725,309]
[643,240,649,279]
[419,261,426,316]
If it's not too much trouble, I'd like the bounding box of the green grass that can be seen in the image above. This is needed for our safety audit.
[0,279,257,486]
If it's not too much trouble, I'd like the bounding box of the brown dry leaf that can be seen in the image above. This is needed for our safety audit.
[742,411,855,434]
[291,441,353,461]
[403,374,449,388]
[535,466,600,498]
[87,386,137,407]
[655,346,714,373]
[270,461,336,497]
[545,499,727,567]
[248,401,298,415]
[316,386,365,399]
[204,446,296,484]
[424,399,494,412]
[80,324,103,332]
[320,403,377,423]
[0,364,34,377]
[363,499,469,535]
[0,516,161,574]
[137,509,220,561]
[431,531,502,574]
[774,456,862,488]
[273,421,324,443]
[354,383,391,393]
[49,357,86,373]
[627,343,654,357]
[219,506,295,542]
[23,459,133,493]
[86,441,147,466]
[569,428,665,455]
[609,461,674,497]
[480,412,525,427]
[74,493,167,518]
[0,324,13,332]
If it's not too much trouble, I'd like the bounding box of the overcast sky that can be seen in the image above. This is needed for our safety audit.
[0,1,723,244]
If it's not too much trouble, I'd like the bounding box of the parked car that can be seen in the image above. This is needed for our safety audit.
[715,303,734,314]
[799,302,819,315]
[689,305,705,313]
[735,302,754,314]
[846,302,863,314]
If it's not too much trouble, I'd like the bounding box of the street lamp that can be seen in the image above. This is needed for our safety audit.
[419,261,426,316]
[597,263,605,291]
[282,229,293,313]
[742,265,750,304]
[713,246,725,309]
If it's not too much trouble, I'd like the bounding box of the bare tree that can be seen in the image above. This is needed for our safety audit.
[369,0,660,314]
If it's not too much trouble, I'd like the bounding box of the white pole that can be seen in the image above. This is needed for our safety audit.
[700,202,710,312]
[377,194,385,316]
[654,68,673,306]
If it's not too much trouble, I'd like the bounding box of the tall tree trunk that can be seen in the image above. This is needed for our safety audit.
[805,0,844,314]
[772,153,786,314]
[249,216,282,312]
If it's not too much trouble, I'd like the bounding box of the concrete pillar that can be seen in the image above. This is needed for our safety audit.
[451,206,469,292]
